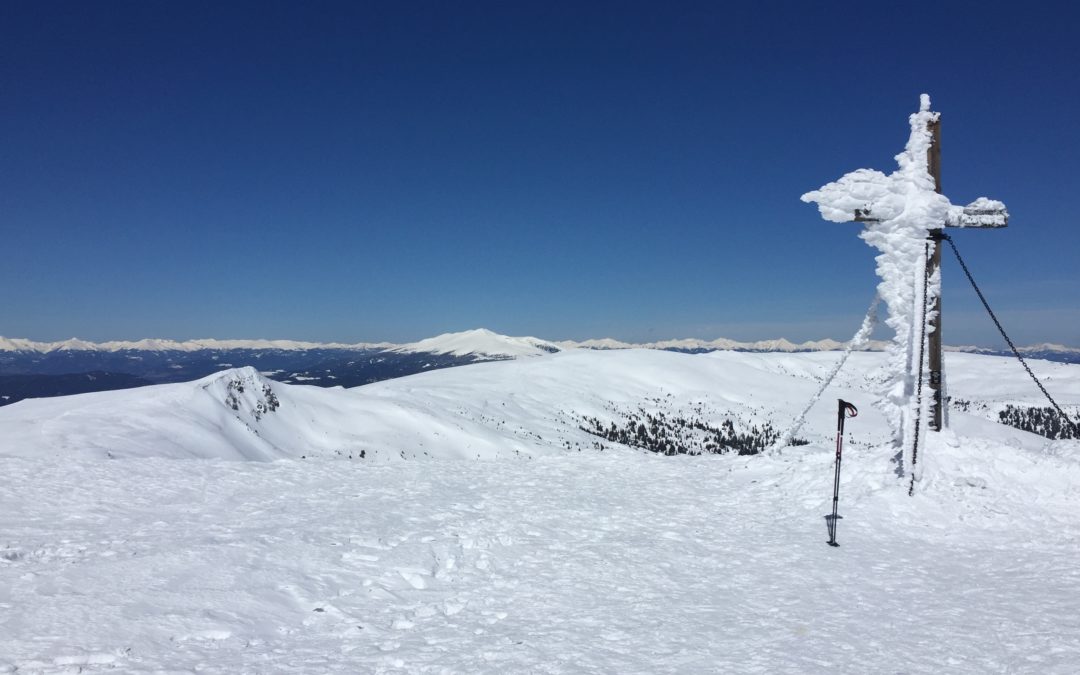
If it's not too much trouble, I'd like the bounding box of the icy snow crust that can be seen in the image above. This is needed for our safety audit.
[1,349,1079,672]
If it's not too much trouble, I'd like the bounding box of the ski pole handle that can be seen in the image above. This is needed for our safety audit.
[836,400,857,452]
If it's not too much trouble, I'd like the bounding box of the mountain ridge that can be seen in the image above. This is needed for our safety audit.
[3,329,1076,357]
[1,349,1076,463]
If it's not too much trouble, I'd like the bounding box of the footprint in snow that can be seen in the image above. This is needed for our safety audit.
[342,551,380,563]
[397,568,429,589]
[174,629,231,642]
[443,599,467,616]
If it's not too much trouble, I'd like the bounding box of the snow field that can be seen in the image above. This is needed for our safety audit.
[0,350,900,462]
[2,439,1079,673]
[0,348,1078,672]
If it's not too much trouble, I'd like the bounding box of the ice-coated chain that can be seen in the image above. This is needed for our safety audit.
[944,234,1080,436]
[770,294,880,454]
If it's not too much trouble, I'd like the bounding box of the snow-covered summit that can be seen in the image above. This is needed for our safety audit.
[392,328,563,359]
[197,366,281,419]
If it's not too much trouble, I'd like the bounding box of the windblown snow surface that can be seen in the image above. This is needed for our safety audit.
[1,349,1078,673]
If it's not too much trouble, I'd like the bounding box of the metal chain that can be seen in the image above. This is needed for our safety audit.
[943,234,1080,437]
[909,242,931,496]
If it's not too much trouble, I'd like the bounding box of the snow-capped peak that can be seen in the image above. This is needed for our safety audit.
[393,328,563,359]
[54,338,101,351]
[1020,343,1076,353]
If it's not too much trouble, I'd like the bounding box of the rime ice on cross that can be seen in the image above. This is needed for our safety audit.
[801,94,1007,459]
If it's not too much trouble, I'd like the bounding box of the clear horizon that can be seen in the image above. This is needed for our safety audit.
[3,2,1078,347]
[2,325,1077,352]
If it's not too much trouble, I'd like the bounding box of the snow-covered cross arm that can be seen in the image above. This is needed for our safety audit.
[946,196,1008,228]
[801,95,1008,231]
[853,196,1007,228]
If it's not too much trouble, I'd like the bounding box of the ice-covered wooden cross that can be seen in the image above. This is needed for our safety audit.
[801,94,1007,458]
[803,95,1008,230]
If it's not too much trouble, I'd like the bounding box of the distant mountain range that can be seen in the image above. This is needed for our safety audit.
[1,328,1077,405]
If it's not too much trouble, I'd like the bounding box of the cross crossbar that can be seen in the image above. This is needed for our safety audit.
[851,204,1008,228]
[947,205,1008,228]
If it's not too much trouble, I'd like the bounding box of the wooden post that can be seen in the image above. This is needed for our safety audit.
[926,118,944,431]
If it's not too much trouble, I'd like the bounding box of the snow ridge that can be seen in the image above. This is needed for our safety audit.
[2,349,1076,464]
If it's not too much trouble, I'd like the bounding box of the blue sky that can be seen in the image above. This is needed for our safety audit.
[2,1,1078,346]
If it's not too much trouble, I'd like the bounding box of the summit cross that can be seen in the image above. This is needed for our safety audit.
[802,94,1008,441]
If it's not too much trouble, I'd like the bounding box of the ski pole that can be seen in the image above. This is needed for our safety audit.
[828,399,858,547]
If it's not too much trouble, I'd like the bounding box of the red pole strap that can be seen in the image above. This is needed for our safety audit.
[836,399,858,456]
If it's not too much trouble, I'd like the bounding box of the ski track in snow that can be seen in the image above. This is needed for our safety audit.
[2,445,1079,674]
